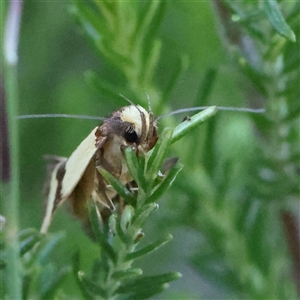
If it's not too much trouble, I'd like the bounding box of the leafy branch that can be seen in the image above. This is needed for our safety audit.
[72,108,217,300]
[71,0,186,112]
[168,1,300,299]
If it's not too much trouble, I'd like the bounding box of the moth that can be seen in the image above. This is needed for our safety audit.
[22,100,263,234]
[40,104,158,234]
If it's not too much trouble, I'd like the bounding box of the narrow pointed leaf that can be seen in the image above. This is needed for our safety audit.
[116,272,182,293]
[125,234,173,261]
[263,0,296,42]
[88,202,117,263]
[120,205,134,232]
[141,39,161,85]
[124,285,167,300]
[146,162,182,204]
[202,116,216,176]
[85,71,127,105]
[112,268,143,280]
[98,167,136,206]
[18,228,40,241]
[196,67,217,105]
[162,55,189,108]
[72,252,93,300]
[147,128,173,180]
[41,266,71,300]
[116,218,131,244]
[132,203,158,227]
[19,233,43,256]
[71,2,108,41]
[78,272,107,299]
[124,147,147,191]
[136,0,163,44]
[171,106,217,144]
[35,232,64,265]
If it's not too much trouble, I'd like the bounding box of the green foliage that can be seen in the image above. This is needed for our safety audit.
[71,1,167,108]
[1,0,299,299]
[164,1,300,299]
[1,227,70,300]
[71,112,214,299]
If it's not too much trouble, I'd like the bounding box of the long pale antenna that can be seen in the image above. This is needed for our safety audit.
[119,94,135,106]
[17,114,106,120]
[158,106,265,120]
[16,106,265,121]
[145,92,153,114]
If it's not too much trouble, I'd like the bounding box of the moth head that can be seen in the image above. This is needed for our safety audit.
[97,105,158,152]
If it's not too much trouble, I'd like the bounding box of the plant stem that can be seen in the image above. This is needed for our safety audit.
[3,65,22,300]
[2,1,23,299]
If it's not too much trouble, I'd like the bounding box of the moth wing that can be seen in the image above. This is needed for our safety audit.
[61,126,106,199]
[40,157,67,234]
[40,126,107,234]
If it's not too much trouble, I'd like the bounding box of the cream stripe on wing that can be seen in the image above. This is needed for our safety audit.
[61,126,99,199]
[40,159,66,234]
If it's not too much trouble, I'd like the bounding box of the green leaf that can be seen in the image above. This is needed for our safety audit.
[18,228,43,256]
[19,233,43,256]
[88,201,117,263]
[71,2,107,42]
[132,203,158,227]
[72,252,93,300]
[115,216,131,244]
[32,232,64,266]
[78,271,107,299]
[146,162,183,204]
[120,205,135,232]
[171,106,217,144]
[263,0,296,42]
[141,39,162,86]
[116,272,182,293]
[98,167,136,206]
[124,147,147,192]
[196,68,217,105]
[18,228,40,241]
[111,268,143,280]
[125,234,172,261]
[122,285,167,300]
[238,59,269,96]
[201,116,216,176]
[135,0,165,49]
[146,127,173,181]
[40,266,71,300]
[162,55,189,109]
[85,71,127,105]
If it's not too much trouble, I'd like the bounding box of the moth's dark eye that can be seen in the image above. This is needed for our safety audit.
[124,126,139,143]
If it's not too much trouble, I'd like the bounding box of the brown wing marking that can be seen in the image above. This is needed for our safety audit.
[40,158,66,234]
[40,126,107,233]
[68,157,97,220]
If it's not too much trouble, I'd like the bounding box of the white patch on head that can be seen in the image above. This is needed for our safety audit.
[120,105,150,137]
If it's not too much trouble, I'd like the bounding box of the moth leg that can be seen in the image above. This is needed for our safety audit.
[95,168,116,211]
[91,190,111,210]
[127,180,138,193]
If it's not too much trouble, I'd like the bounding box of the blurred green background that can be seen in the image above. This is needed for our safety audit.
[8,1,299,299]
